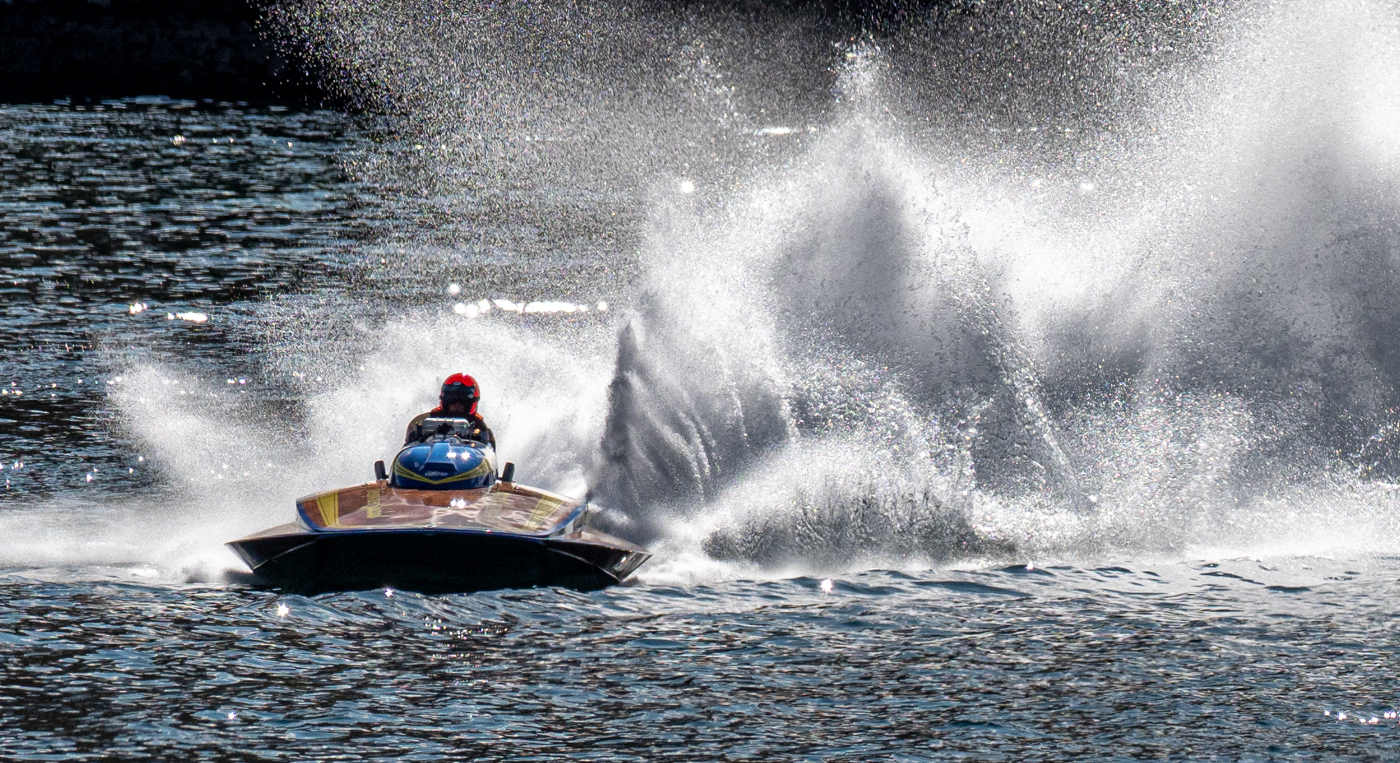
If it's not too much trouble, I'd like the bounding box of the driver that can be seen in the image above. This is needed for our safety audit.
[404,373,496,448]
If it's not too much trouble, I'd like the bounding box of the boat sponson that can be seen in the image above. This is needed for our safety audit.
[227,527,648,595]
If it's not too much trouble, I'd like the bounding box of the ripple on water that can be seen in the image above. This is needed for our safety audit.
[0,559,1397,759]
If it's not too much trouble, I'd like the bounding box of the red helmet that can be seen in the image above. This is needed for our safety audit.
[439,373,480,416]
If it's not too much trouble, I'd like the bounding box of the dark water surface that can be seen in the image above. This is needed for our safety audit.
[0,100,366,497]
[2,560,1398,760]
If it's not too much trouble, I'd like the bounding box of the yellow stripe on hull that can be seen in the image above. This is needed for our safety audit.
[316,492,340,527]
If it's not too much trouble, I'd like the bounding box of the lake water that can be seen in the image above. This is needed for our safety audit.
[7,1,1400,757]
[3,556,1400,759]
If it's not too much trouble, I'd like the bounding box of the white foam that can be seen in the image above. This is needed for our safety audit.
[20,0,1400,586]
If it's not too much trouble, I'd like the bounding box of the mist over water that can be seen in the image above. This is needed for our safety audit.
[8,0,1400,581]
[579,0,1400,573]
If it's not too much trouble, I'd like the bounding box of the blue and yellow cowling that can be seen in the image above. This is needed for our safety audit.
[390,441,496,490]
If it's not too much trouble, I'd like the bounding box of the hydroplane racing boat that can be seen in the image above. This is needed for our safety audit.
[227,418,650,594]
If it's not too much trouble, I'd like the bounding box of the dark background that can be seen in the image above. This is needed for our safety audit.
[0,0,963,107]
[0,0,328,105]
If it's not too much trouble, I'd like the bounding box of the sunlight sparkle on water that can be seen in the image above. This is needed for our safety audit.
[477,298,594,315]
[524,301,586,314]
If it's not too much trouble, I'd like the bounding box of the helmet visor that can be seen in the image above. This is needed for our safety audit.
[440,383,479,409]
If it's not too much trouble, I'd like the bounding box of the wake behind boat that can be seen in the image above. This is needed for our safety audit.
[227,418,649,594]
